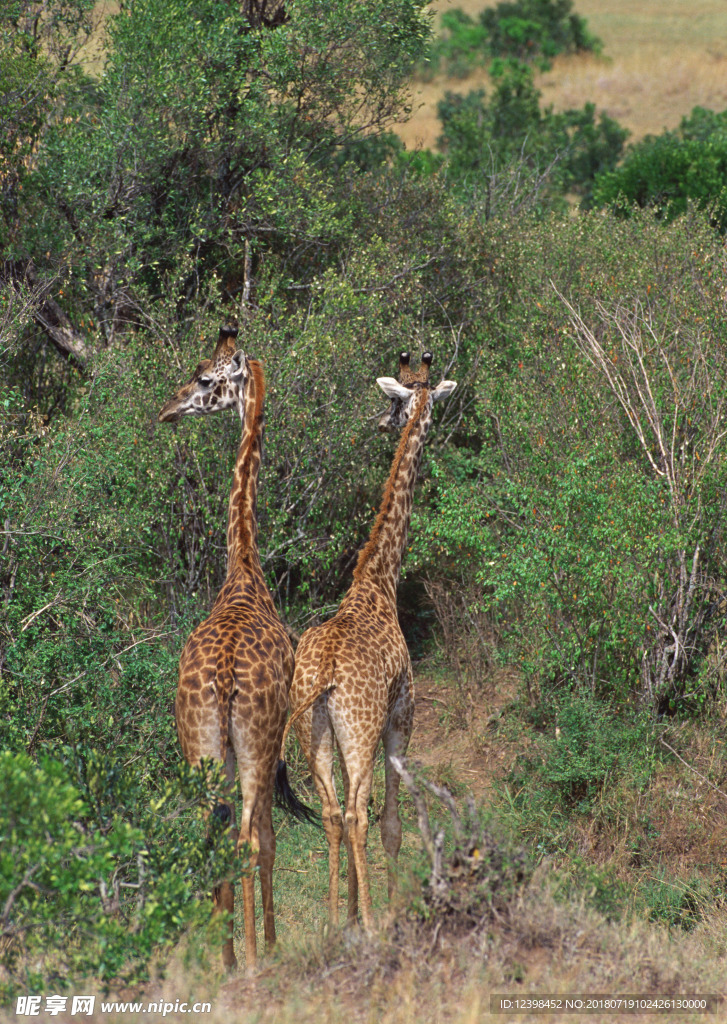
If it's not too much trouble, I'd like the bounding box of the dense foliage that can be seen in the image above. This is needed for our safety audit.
[594,106,727,230]
[410,210,727,713]
[421,0,600,79]
[437,60,627,206]
[1,752,237,997]
[2,0,727,996]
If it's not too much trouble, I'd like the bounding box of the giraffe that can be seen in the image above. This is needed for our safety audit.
[278,351,457,930]
[158,325,310,970]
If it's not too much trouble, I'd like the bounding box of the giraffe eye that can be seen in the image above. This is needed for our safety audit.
[198,377,213,388]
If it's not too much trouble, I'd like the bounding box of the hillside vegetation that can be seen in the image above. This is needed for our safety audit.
[402,0,727,148]
[2,1,727,1018]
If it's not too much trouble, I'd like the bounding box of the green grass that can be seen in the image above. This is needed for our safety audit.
[233,750,425,959]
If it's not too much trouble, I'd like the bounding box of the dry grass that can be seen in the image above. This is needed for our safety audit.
[399,0,727,150]
[229,888,727,1023]
[25,877,724,1024]
[550,718,727,883]
[4,673,727,1022]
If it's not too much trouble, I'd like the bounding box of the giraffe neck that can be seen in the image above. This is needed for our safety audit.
[353,389,432,604]
[226,359,265,578]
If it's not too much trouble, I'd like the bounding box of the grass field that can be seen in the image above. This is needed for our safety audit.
[398,0,727,149]
[7,668,721,1024]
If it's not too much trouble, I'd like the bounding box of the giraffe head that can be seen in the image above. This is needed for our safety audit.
[158,327,248,423]
[376,350,457,431]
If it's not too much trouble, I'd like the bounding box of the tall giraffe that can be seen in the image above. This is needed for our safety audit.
[279,351,457,929]
[158,326,309,970]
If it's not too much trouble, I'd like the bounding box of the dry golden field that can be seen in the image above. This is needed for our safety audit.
[398,0,727,150]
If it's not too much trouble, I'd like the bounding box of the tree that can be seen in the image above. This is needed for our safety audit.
[593,106,727,231]
[437,60,626,212]
[4,0,429,359]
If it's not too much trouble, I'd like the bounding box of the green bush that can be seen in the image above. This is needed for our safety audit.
[508,692,656,815]
[0,1,95,232]
[417,449,667,699]
[422,10,490,80]
[1,751,238,998]
[409,207,727,710]
[437,61,627,208]
[420,0,600,80]
[593,106,727,230]
[480,0,600,65]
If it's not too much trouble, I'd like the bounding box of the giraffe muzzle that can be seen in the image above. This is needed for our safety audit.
[158,401,182,423]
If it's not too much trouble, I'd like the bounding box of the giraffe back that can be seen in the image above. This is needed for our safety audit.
[290,576,411,746]
[175,586,294,766]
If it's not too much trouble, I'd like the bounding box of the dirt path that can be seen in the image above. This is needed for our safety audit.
[407,670,520,801]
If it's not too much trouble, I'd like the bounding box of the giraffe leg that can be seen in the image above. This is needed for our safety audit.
[212,746,238,971]
[295,702,343,925]
[381,676,414,899]
[330,691,385,933]
[177,678,241,969]
[237,765,262,970]
[257,780,277,951]
[342,764,375,931]
[339,757,358,923]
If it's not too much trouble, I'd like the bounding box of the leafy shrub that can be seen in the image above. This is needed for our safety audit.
[437,61,627,207]
[423,10,490,80]
[593,105,727,230]
[0,751,238,998]
[409,207,727,711]
[480,0,601,65]
[508,692,656,815]
[420,0,600,80]
[555,102,631,206]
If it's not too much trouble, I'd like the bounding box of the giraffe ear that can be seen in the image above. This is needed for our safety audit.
[227,349,246,383]
[376,377,411,401]
[431,379,457,402]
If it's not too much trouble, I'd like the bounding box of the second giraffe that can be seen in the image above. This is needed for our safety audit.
[279,351,457,929]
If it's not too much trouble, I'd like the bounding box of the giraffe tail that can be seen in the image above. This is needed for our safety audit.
[278,652,337,762]
[274,760,319,825]
[205,801,233,851]
[215,673,233,766]
[275,651,336,825]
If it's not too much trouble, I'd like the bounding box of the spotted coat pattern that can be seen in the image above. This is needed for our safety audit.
[159,328,293,970]
[282,355,449,930]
